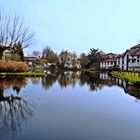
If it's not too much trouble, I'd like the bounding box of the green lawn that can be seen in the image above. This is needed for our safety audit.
[111,71,140,83]
[0,72,45,77]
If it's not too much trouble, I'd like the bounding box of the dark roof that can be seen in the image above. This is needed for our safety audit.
[130,44,140,50]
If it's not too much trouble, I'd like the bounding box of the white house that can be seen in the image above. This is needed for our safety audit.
[116,54,124,70]
[100,58,116,70]
[58,51,81,69]
[116,44,140,71]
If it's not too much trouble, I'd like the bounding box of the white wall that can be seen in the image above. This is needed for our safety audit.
[100,61,115,69]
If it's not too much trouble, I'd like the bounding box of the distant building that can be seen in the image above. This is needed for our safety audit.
[116,54,124,70]
[58,51,81,69]
[101,53,116,60]
[100,58,116,70]
[116,44,140,71]
[24,55,39,66]
[100,44,140,71]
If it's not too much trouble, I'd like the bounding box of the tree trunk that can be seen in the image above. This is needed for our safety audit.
[0,49,4,60]
[0,46,10,60]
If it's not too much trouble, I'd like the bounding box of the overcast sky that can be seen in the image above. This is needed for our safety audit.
[1,0,140,55]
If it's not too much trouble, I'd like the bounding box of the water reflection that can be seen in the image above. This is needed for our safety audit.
[80,72,101,91]
[43,71,140,100]
[0,72,140,140]
[58,71,80,88]
[0,78,34,139]
[0,78,27,94]
[41,74,57,90]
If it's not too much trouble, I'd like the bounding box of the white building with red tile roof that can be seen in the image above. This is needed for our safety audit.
[100,58,116,69]
[100,44,140,71]
[116,44,140,71]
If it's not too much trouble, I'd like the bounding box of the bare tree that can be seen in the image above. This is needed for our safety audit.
[32,50,41,57]
[0,10,35,59]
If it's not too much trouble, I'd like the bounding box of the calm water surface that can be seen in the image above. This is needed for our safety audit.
[0,72,140,140]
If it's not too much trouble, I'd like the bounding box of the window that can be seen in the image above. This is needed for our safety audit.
[118,61,120,64]
[137,56,140,62]
[132,59,135,63]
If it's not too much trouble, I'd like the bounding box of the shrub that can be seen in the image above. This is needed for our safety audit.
[109,65,120,71]
[0,60,28,72]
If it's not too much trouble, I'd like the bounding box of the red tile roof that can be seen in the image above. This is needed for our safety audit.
[132,50,140,56]
[126,49,137,55]
[102,58,116,62]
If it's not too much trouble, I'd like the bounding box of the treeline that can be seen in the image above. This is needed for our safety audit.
[31,47,104,69]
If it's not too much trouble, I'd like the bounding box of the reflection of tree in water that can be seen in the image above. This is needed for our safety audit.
[41,74,57,90]
[80,72,101,92]
[79,72,90,86]
[0,78,34,139]
[43,71,140,100]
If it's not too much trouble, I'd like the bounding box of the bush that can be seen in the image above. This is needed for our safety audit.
[0,60,28,72]
[109,65,120,71]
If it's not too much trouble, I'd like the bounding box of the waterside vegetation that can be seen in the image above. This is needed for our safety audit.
[111,71,140,83]
[0,72,45,78]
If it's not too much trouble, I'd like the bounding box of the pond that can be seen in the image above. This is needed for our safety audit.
[0,72,140,140]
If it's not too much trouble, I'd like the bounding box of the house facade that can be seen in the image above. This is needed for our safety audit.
[116,54,124,70]
[100,44,140,71]
[116,44,140,71]
[24,55,39,66]
[58,51,81,69]
[100,58,116,69]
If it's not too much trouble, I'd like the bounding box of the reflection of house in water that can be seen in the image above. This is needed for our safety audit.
[41,74,57,90]
[58,71,81,88]
[99,73,140,100]
[115,78,140,100]
[99,73,116,87]
[115,78,128,92]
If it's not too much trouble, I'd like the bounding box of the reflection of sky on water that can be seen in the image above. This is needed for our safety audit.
[0,73,140,140]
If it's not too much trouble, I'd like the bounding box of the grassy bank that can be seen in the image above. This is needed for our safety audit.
[111,71,140,83]
[0,72,45,78]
